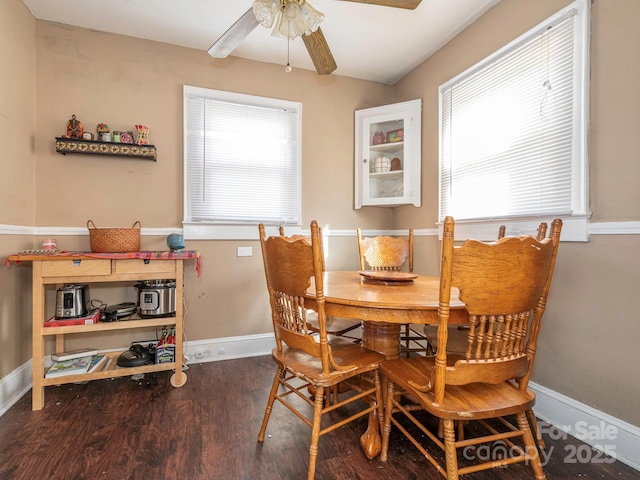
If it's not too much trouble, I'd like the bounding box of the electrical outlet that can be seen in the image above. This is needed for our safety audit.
[194,347,212,359]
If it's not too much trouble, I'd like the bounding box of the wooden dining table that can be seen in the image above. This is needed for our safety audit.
[305,270,467,360]
[305,270,468,459]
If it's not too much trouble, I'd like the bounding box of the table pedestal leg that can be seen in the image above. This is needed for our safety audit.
[360,321,401,459]
[362,321,401,360]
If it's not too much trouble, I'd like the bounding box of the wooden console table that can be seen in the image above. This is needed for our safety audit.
[5,251,200,410]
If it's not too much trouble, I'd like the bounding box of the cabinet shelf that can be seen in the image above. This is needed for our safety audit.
[42,316,177,335]
[369,170,404,178]
[55,137,157,161]
[369,142,404,153]
[42,351,171,386]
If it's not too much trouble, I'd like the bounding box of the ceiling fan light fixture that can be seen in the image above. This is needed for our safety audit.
[298,1,324,35]
[255,0,324,40]
[252,0,280,28]
[272,2,302,39]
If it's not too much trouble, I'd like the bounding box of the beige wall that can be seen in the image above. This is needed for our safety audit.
[0,0,36,378]
[394,0,640,426]
[3,16,394,370]
[0,0,35,226]
[2,0,639,429]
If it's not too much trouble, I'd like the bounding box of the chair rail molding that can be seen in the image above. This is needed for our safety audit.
[2,221,638,239]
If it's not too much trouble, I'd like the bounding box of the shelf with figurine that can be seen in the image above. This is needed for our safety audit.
[55,137,157,160]
[55,115,156,161]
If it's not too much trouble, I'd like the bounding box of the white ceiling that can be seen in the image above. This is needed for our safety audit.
[22,0,500,85]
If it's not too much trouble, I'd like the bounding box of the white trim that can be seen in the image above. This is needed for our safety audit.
[1,221,639,242]
[529,381,640,472]
[0,360,33,417]
[589,221,640,235]
[184,333,275,363]
[0,224,35,235]
[0,225,181,236]
[436,215,590,242]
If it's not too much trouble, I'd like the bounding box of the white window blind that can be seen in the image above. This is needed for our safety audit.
[439,0,588,226]
[184,86,301,227]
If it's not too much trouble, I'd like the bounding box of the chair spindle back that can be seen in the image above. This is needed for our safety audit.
[433,217,562,403]
[357,228,414,272]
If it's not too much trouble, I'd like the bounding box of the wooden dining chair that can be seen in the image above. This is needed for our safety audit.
[279,225,362,342]
[422,221,550,448]
[380,216,562,479]
[357,228,430,356]
[258,221,385,480]
[423,222,548,352]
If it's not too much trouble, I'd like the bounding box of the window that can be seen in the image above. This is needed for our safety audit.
[183,85,301,239]
[439,0,590,241]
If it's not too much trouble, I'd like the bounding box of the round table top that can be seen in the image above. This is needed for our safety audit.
[305,270,465,324]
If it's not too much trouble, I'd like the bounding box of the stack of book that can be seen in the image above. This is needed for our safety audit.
[46,349,108,378]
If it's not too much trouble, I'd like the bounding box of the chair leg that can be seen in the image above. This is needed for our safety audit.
[380,380,395,462]
[404,324,410,357]
[307,386,325,480]
[258,366,283,442]
[374,370,384,429]
[517,412,546,479]
[526,408,546,449]
[442,419,460,480]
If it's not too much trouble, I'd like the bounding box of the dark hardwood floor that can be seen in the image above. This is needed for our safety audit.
[0,356,638,480]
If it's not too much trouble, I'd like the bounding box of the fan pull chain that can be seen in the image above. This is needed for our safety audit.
[285,21,292,73]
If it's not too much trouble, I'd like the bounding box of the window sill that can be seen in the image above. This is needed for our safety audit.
[436,215,591,242]
[183,223,296,241]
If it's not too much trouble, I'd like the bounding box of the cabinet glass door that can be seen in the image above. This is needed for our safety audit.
[366,116,405,202]
[355,99,421,208]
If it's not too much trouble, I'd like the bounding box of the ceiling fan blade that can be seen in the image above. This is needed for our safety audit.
[207,8,259,58]
[302,28,337,75]
[339,0,422,9]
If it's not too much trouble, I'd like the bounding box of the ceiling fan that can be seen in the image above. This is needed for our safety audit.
[207,0,422,75]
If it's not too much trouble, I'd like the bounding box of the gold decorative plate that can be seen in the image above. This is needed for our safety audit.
[359,270,418,282]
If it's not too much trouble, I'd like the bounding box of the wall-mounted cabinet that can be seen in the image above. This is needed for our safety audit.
[354,99,421,208]
[55,137,157,161]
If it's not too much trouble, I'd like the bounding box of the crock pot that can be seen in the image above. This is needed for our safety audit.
[135,280,176,318]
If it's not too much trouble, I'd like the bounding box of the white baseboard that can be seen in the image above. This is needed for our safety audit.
[0,360,33,417]
[184,333,275,363]
[529,381,640,472]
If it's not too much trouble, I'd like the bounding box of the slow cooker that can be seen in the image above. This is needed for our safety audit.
[135,280,176,318]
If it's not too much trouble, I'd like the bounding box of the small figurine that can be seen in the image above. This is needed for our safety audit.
[372,131,385,145]
[66,115,84,139]
[135,124,150,145]
[120,131,134,144]
[96,123,111,142]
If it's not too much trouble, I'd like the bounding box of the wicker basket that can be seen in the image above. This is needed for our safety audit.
[87,220,141,253]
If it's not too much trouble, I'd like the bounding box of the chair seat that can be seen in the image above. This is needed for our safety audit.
[273,341,384,388]
[382,357,536,420]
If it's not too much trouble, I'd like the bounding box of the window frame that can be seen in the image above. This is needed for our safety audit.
[182,85,302,240]
[437,0,591,242]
